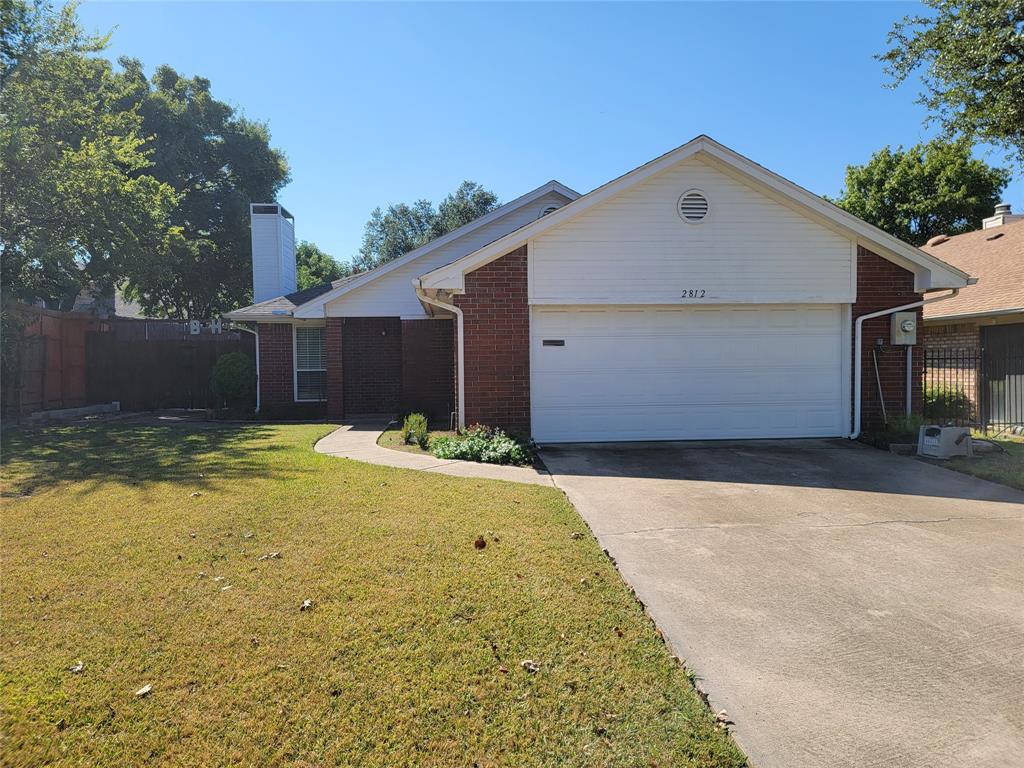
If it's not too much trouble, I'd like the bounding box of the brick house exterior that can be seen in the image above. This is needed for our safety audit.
[452,246,531,435]
[230,137,971,441]
[852,247,923,428]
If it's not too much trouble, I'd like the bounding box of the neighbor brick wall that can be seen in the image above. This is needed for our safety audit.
[853,247,923,428]
[923,322,980,352]
[257,323,326,419]
[342,317,402,415]
[453,245,531,436]
[401,319,455,425]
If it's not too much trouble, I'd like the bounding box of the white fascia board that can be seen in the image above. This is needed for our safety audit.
[418,135,972,293]
[292,180,579,318]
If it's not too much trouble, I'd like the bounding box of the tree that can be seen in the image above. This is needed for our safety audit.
[1,0,177,309]
[832,140,1009,246]
[354,181,498,272]
[880,0,1024,167]
[117,61,290,318]
[296,241,349,290]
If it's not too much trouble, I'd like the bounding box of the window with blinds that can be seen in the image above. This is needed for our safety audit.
[295,326,326,401]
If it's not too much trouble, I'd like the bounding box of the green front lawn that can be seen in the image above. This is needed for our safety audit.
[0,423,745,767]
[933,433,1024,491]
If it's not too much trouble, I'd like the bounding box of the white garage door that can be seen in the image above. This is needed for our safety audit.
[531,305,847,443]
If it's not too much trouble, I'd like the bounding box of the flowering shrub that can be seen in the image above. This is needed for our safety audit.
[430,425,533,466]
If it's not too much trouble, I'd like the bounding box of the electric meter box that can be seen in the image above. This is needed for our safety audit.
[891,312,918,345]
[918,425,972,459]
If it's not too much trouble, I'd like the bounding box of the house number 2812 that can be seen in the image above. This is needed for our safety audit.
[681,289,707,298]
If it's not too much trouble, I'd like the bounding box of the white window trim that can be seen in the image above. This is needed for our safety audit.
[293,324,327,403]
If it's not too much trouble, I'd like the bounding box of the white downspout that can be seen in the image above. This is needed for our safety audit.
[850,289,959,440]
[233,324,260,415]
[415,283,465,430]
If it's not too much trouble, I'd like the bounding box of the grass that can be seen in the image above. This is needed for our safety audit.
[929,432,1024,491]
[0,423,745,767]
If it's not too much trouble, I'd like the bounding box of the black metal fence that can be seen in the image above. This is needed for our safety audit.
[924,345,1024,430]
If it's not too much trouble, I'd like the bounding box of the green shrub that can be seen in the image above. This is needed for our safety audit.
[430,425,533,466]
[860,414,925,449]
[400,413,429,449]
[923,384,972,423]
[210,352,256,414]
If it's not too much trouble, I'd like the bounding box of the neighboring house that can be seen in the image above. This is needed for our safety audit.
[920,209,1023,427]
[921,209,1023,351]
[225,135,970,442]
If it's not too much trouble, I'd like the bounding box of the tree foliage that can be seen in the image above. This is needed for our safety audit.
[1,1,290,318]
[1,0,177,309]
[296,241,349,290]
[117,61,290,318]
[354,181,498,272]
[880,0,1024,167]
[832,139,1009,245]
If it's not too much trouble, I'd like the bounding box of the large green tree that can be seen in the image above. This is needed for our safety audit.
[832,139,1009,246]
[354,181,498,272]
[1,0,177,309]
[880,0,1024,167]
[117,61,290,318]
[296,240,349,290]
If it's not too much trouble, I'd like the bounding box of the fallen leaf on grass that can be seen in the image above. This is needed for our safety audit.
[570,532,584,540]
[68,661,84,674]
[520,659,539,674]
[257,552,281,561]
[135,684,152,698]
[190,492,202,498]
[473,536,486,550]
[300,599,314,612]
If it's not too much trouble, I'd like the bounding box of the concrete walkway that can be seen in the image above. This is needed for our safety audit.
[540,439,1024,768]
[313,421,554,486]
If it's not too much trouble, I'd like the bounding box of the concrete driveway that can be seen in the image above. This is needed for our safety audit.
[540,439,1024,768]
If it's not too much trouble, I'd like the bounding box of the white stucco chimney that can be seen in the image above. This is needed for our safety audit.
[250,203,296,302]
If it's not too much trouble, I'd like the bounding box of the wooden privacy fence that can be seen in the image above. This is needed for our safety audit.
[86,327,255,411]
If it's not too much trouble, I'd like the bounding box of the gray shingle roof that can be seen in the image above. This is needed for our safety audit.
[225,274,361,319]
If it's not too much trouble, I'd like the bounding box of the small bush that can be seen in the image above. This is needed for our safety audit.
[400,413,429,449]
[430,425,533,466]
[923,384,973,423]
[860,413,925,449]
[210,352,256,414]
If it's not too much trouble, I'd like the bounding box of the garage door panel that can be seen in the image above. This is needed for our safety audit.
[531,305,845,442]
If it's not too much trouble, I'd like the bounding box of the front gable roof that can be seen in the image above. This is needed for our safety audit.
[417,135,971,294]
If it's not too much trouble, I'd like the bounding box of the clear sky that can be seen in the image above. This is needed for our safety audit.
[78,1,1022,267]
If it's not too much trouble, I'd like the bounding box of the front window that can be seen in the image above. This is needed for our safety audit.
[294,326,326,401]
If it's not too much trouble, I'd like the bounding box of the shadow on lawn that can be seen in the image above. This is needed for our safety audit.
[1,422,293,496]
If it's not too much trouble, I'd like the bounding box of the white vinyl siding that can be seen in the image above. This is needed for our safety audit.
[327,190,574,318]
[530,155,854,305]
[294,326,326,402]
[531,304,846,442]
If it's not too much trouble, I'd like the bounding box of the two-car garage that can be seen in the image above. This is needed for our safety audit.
[530,304,847,443]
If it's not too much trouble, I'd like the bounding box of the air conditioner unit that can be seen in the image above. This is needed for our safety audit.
[918,426,972,459]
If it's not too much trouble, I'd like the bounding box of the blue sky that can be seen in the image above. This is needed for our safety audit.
[79,1,1022,266]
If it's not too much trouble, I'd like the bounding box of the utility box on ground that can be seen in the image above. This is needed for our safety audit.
[918,425,972,459]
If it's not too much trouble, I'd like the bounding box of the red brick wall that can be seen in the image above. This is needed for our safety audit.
[257,323,327,419]
[342,317,402,415]
[853,247,923,428]
[257,323,294,410]
[923,322,980,352]
[401,319,455,425]
[453,245,531,436]
[325,318,344,421]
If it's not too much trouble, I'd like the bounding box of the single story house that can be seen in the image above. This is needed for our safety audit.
[226,136,971,442]
[921,208,1023,353]
[919,209,1023,426]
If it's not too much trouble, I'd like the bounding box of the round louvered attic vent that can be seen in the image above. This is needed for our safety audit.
[677,190,709,223]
